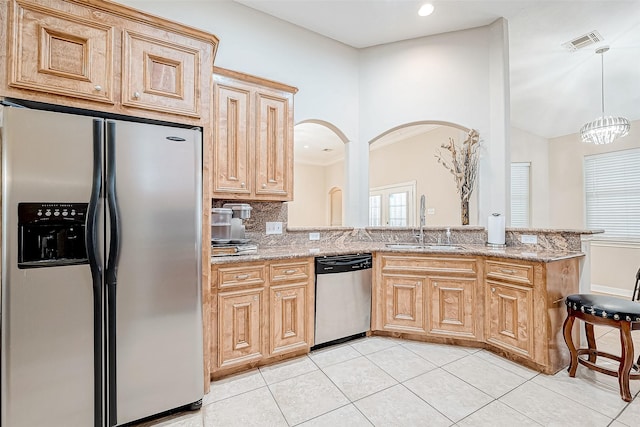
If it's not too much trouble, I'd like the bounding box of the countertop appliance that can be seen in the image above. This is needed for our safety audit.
[314,254,372,348]
[0,102,204,427]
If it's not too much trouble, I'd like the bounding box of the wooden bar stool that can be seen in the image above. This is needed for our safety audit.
[563,294,640,402]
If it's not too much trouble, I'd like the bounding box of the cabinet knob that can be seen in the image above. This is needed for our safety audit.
[241,182,246,188]
[262,183,267,189]
[133,91,141,99]
[94,85,102,92]
[433,282,438,287]
[491,287,496,293]
[276,292,281,298]
[253,295,258,301]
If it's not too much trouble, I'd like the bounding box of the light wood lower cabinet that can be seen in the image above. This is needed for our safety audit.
[381,274,427,333]
[373,252,579,374]
[211,258,314,378]
[218,287,265,369]
[485,280,533,357]
[429,276,477,338]
[270,283,309,355]
[374,254,480,341]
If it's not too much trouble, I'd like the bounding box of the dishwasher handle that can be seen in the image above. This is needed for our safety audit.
[315,254,372,274]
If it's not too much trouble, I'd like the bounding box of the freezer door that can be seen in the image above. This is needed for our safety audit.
[106,120,203,426]
[1,107,100,427]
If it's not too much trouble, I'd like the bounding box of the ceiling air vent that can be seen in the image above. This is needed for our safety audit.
[562,31,603,51]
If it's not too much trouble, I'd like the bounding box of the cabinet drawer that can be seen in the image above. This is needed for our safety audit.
[269,261,311,283]
[217,265,266,289]
[381,255,476,275]
[485,260,533,286]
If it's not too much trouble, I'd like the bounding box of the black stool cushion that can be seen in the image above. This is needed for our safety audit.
[566,294,640,321]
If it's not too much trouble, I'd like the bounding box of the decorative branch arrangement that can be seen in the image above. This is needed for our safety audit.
[435,129,480,225]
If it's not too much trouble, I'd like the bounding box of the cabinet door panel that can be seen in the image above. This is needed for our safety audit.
[486,281,533,357]
[270,284,308,355]
[9,1,114,103]
[218,288,265,368]
[213,83,252,195]
[429,277,477,338]
[383,274,426,333]
[122,29,200,117]
[255,91,291,198]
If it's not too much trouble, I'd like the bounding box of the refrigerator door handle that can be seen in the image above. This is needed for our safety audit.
[88,119,104,427]
[105,120,121,426]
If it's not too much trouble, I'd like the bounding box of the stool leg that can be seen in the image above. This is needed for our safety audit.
[619,322,634,402]
[585,322,597,363]
[563,313,578,377]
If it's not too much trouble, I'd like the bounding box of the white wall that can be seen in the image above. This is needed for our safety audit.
[357,19,509,226]
[123,1,510,228]
[510,127,550,227]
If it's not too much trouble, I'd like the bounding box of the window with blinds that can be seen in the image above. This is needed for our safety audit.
[511,162,530,227]
[584,148,640,240]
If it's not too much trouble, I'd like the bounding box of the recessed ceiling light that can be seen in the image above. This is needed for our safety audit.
[418,3,434,17]
[303,145,309,148]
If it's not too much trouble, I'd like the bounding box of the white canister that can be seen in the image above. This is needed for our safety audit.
[487,213,505,245]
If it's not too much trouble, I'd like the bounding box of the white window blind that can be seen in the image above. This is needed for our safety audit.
[511,162,530,227]
[584,148,640,240]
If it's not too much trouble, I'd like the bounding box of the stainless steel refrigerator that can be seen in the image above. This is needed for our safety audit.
[0,103,204,427]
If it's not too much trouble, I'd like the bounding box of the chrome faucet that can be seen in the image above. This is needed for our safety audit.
[445,227,451,245]
[418,195,426,245]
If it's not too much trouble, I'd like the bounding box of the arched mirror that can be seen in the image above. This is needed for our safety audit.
[288,121,347,227]
[368,122,477,227]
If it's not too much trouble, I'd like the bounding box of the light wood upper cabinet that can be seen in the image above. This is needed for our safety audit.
[2,0,218,124]
[212,80,252,195]
[121,27,201,117]
[213,67,297,201]
[8,0,115,104]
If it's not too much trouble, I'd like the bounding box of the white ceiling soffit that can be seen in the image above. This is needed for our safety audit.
[233,0,640,140]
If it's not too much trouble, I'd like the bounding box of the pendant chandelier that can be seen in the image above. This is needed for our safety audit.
[580,46,630,145]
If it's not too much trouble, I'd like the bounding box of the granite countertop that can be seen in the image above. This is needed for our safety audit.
[210,242,584,264]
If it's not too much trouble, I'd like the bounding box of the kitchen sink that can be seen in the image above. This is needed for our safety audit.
[385,243,462,250]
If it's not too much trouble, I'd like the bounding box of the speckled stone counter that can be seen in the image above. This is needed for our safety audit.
[210,242,584,264]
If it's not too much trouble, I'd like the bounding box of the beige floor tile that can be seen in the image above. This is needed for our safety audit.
[443,354,528,398]
[366,344,437,382]
[133,410,204,427]
[322,356,398,400]
[532,368,637,418]
[355,384,453,426]
[610,421,631,427]
[269,370,349,425]
[473,350,539,380]
[349,336,401,355]
[204,369,265,404]
[500,381,612,426]
[309,343,362,369]
[202,387,287,426]
[297,404,372,427]
[607,391,640,426]
[457,400,540,427]
[259,355,318,385]
[401,340,471,367]
[403,368,493,422]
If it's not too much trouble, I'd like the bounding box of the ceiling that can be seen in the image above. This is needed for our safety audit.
[235,0,640,147]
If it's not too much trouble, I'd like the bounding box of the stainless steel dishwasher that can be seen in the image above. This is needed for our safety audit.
[314,254,372,348]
